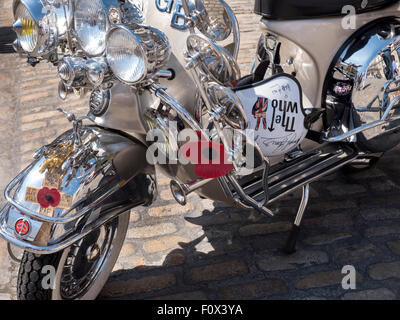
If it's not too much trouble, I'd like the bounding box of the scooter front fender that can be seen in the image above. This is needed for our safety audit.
[0,126,156,254]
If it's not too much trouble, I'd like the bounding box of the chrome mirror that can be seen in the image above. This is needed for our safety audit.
[186,34,240,86]
[181,0,240,59]
[206,82,248,130]
[194,0,233,42]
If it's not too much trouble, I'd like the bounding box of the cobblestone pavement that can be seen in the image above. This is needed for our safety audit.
[1,1,400,300]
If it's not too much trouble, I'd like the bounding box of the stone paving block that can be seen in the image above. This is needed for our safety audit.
[119,243,135,258]
[333,243,382,263]
[127,223,177,239]
[159,189,175,201]
[364,225,400,238]
[0,242,11,289]
[294,269,363,290]
[239,221,292,237]
[387,240,400,255]
[326,184,367,196]
[303,213,354,228]
[129,210,140,223]
[368,179,399,193]
[162,251,185,267]
[148,203,194,218]
[369,262,400,280]
[187,260,249,283]
[303,233,352,246]
[0,293,11,300]
[309,199,358,212]
[342,288,397,300]
[360,208,400,221]
[257,250,329,272]
[219,279,288,299]
[100,273,176,298]
[143,236,190,253]
[152,291,208,300]
[115,256,145,270]
[186,211,245,226]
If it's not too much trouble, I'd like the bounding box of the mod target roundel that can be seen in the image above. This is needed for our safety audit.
[15,218,30,236]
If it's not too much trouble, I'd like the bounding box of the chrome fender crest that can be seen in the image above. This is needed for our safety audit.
[235,75,308,157]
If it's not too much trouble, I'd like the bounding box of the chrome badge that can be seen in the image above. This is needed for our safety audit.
[15,218,30,237]
[155,0,194,30]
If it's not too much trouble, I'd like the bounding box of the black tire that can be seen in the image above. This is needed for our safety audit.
[17,211,129,300]
[17,251,62,300]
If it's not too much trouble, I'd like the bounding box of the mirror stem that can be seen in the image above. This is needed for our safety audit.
[181,0,195,34]
[188,68,239,171]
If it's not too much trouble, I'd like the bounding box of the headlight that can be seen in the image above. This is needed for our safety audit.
[106,26,147,84]
[106,25,171,85]
[12,0,58,56]
[74,0,109,56]
[13,1,40,53]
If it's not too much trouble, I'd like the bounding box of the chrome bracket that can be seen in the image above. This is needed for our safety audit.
[223,160,273,217]
[324,95,400,143]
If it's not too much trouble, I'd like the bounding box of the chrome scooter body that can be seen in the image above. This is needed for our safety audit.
[3,0,400,256]
[254,2,400,111]
[241,1,400,187]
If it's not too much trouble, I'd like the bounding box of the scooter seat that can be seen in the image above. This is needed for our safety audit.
[254,0,397,20]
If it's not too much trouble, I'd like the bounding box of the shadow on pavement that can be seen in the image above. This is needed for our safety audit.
[98,149,400,300]
[0,27,15,54]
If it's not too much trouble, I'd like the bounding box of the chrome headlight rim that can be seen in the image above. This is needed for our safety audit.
[105,25,148,85]
[12,0,44,24]
[73,0,110,57]
[12,0,43,54]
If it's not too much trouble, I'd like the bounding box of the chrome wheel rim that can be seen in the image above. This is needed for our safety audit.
[59,222,116,300]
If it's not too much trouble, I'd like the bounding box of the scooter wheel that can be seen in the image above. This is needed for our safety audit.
[17,211,129,300]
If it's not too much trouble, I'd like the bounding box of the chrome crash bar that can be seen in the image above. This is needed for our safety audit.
[324,96,400,143]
